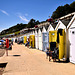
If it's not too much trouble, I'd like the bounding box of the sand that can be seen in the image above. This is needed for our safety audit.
[0,43,75,75]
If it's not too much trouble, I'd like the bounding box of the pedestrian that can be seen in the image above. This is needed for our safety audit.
[6,39,9,56]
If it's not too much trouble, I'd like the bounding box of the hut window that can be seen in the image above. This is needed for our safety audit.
[45,34,47,36]
[52,33,55,35]
[72,31,75,34]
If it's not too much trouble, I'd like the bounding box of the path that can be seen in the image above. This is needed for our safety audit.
[1,43,75,75]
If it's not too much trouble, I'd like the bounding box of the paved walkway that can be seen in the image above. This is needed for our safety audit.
[0,43,75,75]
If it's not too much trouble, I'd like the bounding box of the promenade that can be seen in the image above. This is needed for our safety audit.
[1,43,75,75]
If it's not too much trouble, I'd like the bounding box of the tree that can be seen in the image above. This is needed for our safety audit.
[35,20,40,25]
[51,1,75,19]
[51,6,64,19]
[27,19,36,28]
[64,4,71,15]
[70,1,75,12]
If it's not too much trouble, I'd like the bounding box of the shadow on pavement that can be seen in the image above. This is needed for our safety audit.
[55,61,69,63]
[13,55,21,56]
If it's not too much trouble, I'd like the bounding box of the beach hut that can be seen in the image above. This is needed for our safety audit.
[32,30,35,35]
[38,27,43,50]
[35,28,39,49]
[49,22,57,51]
[42,25,49,52]
[21,37,24,43]
[12,37,16,42]
[55,17,72,61]
[67,14,75,63]
[27,33,30,40]
[42,22,57,52]
[30,31,32,35]
[47,24,54,32]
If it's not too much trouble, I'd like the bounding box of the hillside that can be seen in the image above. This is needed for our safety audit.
[0,19,40,35]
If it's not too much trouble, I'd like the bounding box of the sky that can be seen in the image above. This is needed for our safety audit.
[0,0,75,32]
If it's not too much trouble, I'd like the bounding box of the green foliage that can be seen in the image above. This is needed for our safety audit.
[15,31,20,34]
[51,1,75,19]
[27,19,36,28]
[27,19,40,28]
[0,19,40,35]
[70,1,75,12]
[0,23,27,35]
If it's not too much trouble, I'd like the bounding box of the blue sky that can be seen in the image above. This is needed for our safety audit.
[0,0,74,32]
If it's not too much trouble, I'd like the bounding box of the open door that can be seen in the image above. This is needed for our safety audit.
[58,29,65,59]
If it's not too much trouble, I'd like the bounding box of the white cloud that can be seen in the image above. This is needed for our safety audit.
[0,9,9,16]
[19,16,29,22]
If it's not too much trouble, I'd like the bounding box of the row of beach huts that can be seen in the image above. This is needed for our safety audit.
[9,12,75,64]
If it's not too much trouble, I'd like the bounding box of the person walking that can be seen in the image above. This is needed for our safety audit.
[6,39,9,56]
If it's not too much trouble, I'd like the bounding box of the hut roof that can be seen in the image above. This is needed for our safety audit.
[51,22,58,29]
[44,24,49,30]
[40,27,43,32]
[60,15,73,27]
[59,12,75,20]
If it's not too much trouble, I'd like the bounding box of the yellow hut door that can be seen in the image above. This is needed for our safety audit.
[24,36,27,44]
[49,31,57,50]
[59,29,65,59]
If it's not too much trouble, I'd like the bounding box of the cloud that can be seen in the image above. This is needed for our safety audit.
[16,12,29,23]
[0,9,9,16]
[19,16,29,22]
